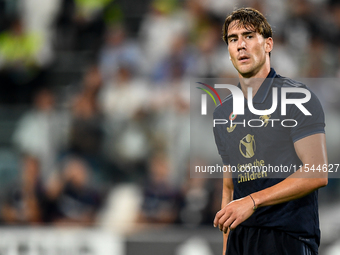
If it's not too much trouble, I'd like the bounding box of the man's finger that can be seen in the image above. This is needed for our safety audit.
[213,214,220,227]
[223,215,236,232]
[223,218,235,233]
[217,209,232,230]
[218,212,230,227]
[229,218,241,231]
[213,209,224,227]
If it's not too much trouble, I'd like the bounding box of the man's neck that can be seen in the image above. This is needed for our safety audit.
[239,64,271,99]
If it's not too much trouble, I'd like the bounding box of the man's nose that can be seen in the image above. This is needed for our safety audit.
[237,38,246,51]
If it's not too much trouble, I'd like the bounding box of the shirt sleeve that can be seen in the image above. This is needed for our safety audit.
[213,108,230,165]
[288,87,325,143]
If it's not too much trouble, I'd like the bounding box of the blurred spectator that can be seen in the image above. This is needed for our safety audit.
[99,64,150,175]
[0,17,52,104]
[54,0,107,51]
[183,0,215,42]
[0,17,52,68]
[45,156,103,226]
[99,24,144,83]
[19,0,61,45]
[194,25,232,77]
[54,0,77,50]
[152,33,195,83]
[67,64,104,162]
[138,152,180,224]
[12,88,69,182]
[1,155,45,225]
[204,0,238,18]
[139,0,188,74]
[99,65,148,122]
[149,85,190,186]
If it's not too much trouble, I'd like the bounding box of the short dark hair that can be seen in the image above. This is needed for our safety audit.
[222,7,272,44]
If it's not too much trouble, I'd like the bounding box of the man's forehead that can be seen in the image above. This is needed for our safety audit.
[227,20,256,35]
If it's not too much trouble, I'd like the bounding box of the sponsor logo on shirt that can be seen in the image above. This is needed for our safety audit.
[239,134,256,158]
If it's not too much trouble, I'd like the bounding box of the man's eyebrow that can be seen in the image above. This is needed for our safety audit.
[227,30,256,40]
[227,33,237,40]
[242,31,256,36]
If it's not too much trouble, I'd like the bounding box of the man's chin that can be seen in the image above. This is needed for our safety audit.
[237,67,254,78]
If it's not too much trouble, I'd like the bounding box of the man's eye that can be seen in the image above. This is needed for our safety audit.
[230,38,237,43]
[246,35,253,39]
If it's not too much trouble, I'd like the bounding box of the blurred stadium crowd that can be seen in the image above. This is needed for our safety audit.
[0,0,339,232]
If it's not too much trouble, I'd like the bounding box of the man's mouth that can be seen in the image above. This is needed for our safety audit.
[238,55,250,62]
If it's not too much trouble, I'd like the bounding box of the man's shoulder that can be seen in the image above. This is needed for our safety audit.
[272,73,319,102]
[273,73,323,107]
[273,73,307,89]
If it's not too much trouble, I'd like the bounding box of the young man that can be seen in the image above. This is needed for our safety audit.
[213,8,328,255]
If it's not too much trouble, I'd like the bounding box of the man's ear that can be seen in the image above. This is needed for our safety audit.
[265,37,273,54]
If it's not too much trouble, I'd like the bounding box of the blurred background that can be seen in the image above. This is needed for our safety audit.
[0,0,339,254]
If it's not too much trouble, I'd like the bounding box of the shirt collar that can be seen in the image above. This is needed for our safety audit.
[238,68,277,104]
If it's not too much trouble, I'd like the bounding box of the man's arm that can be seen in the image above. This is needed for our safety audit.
[214,133,328,233]
[220,173,234,255]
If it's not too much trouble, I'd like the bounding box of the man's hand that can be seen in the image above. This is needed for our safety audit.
[213,195,255,233]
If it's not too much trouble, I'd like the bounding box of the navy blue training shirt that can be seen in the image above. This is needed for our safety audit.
[213,68,325,253]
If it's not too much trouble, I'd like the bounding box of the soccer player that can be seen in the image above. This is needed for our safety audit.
[212,7,328,255]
